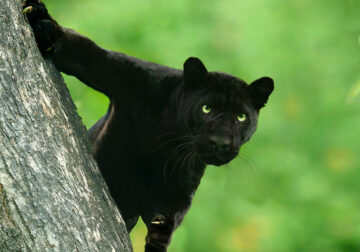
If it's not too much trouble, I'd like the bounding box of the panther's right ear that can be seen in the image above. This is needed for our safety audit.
[183,57,208,84]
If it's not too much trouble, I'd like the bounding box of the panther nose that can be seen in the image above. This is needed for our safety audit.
[209,135,231,152]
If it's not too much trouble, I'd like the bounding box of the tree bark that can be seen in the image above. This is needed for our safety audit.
[0,1,132,251]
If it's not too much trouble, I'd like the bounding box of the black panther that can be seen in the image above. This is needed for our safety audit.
[23,1,274,251]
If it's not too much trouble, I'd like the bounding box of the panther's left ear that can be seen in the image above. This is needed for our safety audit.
[183,57,208,84]
[248,77,274,110]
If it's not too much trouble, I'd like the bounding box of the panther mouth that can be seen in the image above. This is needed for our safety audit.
[197,149,239,166]
[202,155,237,166]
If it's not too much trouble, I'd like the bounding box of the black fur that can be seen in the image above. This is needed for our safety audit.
[23,1,274,251]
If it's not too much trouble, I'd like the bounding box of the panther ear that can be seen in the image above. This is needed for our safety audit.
[183,57,208,84]
[248,77,274,110]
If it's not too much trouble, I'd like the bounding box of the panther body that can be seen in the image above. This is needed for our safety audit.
[23,1,274,251]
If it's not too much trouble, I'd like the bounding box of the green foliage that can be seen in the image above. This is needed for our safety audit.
[43,0,360,251]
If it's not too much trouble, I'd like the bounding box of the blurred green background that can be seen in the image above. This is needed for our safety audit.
[43,0,360,251]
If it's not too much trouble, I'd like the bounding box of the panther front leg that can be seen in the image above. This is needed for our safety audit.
[22,0,126,97]
[144,215,177,252]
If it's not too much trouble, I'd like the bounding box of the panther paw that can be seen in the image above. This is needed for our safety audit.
[22,0,61,56]
[22,0,50,24]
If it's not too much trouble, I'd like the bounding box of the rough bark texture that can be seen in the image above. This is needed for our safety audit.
[0,0,133,251]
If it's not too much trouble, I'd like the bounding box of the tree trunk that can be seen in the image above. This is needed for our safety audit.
[0,1,132,251]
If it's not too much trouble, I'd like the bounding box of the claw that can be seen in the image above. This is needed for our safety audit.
[22,6,33,14]
[151,215,166,225]
[151,220,165,225]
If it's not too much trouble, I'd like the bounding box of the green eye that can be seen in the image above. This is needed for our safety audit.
[202,105,211,114]
[237,113,247,122]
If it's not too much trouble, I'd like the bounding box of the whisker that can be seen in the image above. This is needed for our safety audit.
[168,147,191,183]
[177,148,195,188]
[186,149,198,188]
[162,142,193,182]
[155,131,182,139]
[155,136,192,151]
[238,152,262,188]
[156,131,192,140]
[179,149,194,175]
[191,151,197,172]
